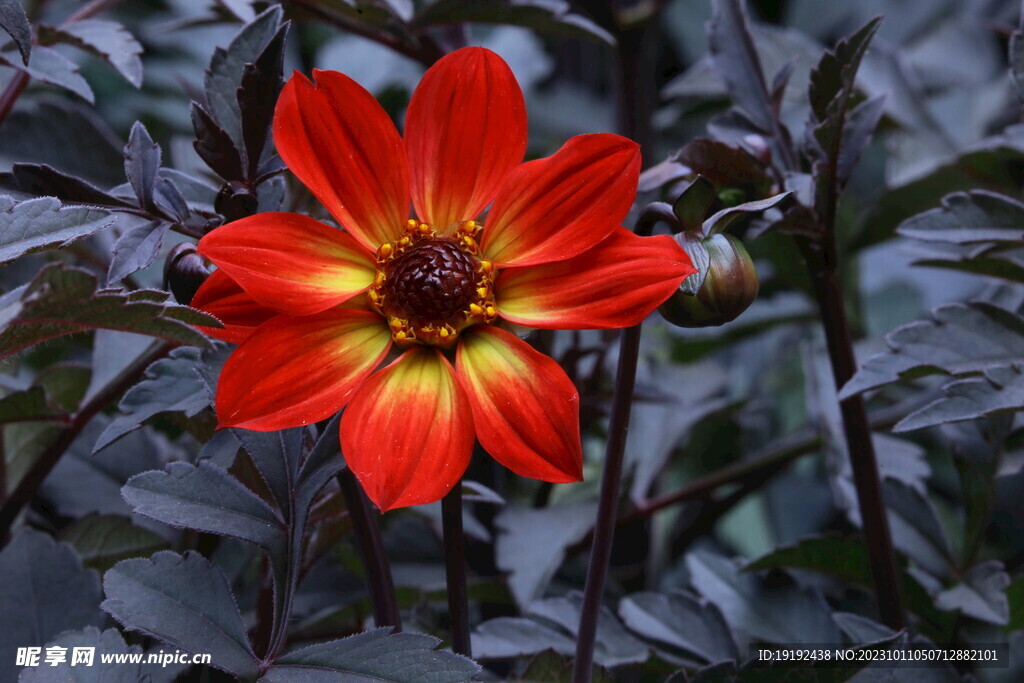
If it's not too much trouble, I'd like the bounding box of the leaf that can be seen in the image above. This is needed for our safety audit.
[707,0,773,133]
[59,515,168,573]
[413,0,613,45]
[494,502,597,607]
[295,412,345,513]
[528,593,648,667]
[880,480,952,579]
[675,139,769,189]
[204,6,283,152]
[687,549,841,644]
[191,102,244,181]
[102,551,260,678]
[702,192,792,236]
[895,367,1024,432]
[835,92,886,185]
[0,530,105,681]
[745,534,872,586]
[124,122,161,214]
[123,461,285,552]
[1011,24,1024,100]
[841,302,1024,398]
[618,591,738,664]
[238,24,286,178]
[261,628,480,681]
[19,627,143,683]
[0,386,66,424]
[0,45,93,102]
[0,264,217,360]
[0,196,114,265]
[38,20,143,87]
[935,561,1010,625]
[808,17,881,123]
[0,163,135,207]
[107,220,171,285]
[473,618,576,660]
[0,0,30,65]
[232,427,304,516]
[897,191,1024,246]
[672,176,718,233]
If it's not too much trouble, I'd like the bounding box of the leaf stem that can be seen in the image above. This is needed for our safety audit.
[442,484,471,657]
[336,468,401,630]
[802,238,906,631]
[572,323,643,683]
[0,339,174,541]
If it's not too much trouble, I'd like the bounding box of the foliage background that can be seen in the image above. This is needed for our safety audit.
[2,0,1024,680]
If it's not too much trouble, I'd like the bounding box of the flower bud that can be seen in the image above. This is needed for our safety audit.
[164,243,213,305]
[659,233,759,328]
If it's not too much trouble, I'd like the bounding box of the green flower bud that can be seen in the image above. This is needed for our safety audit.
[659,233,759,328]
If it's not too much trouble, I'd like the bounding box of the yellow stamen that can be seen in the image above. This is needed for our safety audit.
[469,303,483,316]
[476,286,489,299]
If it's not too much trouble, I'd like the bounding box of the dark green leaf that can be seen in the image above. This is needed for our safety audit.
[102,551,260,678]
[107,220,171,285]
[808,17,881,122]
[745,534,871,585]
[619,591,737,664]
[413,0,613,45]
[0,196,114,264]
[0,264,217,360]
[528,593,648,667]
[59,515,168,573]
[672,176,717,233]
[262,628,480,681]
[703,192,792,236]
[0,163,134,207]
[238,24,286,178]
[895,367,1024,432]
[675,138,769,189]
[38,20,143,87]
[123,461,286,552]
[19,627,143,682]
[707,0,773,132]
[494,503,597,607]
[1007,575,1024,631]
[191,102,244,181]
[0,0,31,65]
[295,412,345,513]
[473,618,576,660]
[124,122,161,214]
[881,480,952,579]
[897,191,1024,246]
[0,530,104,681]
[835,92,886,185]
[0,386,66,424]
[0,45,93,102]
[934,561,1010,625]
[233,427,304,515]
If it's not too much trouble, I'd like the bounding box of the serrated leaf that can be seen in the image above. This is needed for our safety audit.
[473,617,576,660]
[102,551,259,678]
[835,92,886,185]
[295,412,345,512]
[38,20,143,87]
[59,515,168,573]
[107,220,171,285]
[808,17,881,122]
[935,561,1010,625]
[707,0,773,133]
[0,45,93,101]
[0,196,114,264]
[233,427,304,515]
[238,24,286,178]
[261,628,480,681]
[494,503,597,607]
[897,191,1024,246]
[528,593,648,667]
[94,347,210,451]
[0,264,217,360]
[0,530,105,681]
[842,302,1024,398]
[618,591,737,664]
[123,461,285,552]
[191,102,244,181]
[124,122,161,213]
[0,163,135,207]
[895,366,1024,432]
[0,0,31,65]
[675,138,769,189]
[19,627,143,682]
[413,0,613,45]
[745,534,872,585]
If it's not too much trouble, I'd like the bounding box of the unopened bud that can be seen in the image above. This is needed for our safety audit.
[660,233,759,328]
[215,180,258,222]
[164,243,213,305]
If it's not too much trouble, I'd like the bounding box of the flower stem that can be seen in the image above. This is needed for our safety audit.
[442,484,471,657]
[336,469,401,630]
[802,240,906,631]
[572,323,643,683]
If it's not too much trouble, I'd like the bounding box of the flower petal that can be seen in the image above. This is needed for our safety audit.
[274,70,410,250]
[482,134,641,266]
[405,47,527,231]
[198,212,378,316]
[495,227,696,329]
[191,269,278,343]
[216,310,391,431]
[456,326,582,483]
[342,349,475,511]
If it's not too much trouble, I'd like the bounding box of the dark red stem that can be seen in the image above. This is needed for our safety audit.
[442,484,471,656]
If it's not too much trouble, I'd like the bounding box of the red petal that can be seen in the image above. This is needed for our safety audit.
[456,326,582,483]
[342,349,475,511]
[495,227,696,329]
[274,70,410,250]
[191,269,278,343]
[216,310,391,431]
[198,212,377,316]
[482,134,641,266]
[405,47,527,231]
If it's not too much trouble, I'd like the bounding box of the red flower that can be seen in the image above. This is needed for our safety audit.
[192,47,695,511]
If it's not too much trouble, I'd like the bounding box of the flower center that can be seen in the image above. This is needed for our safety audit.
[370,220,497,349]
